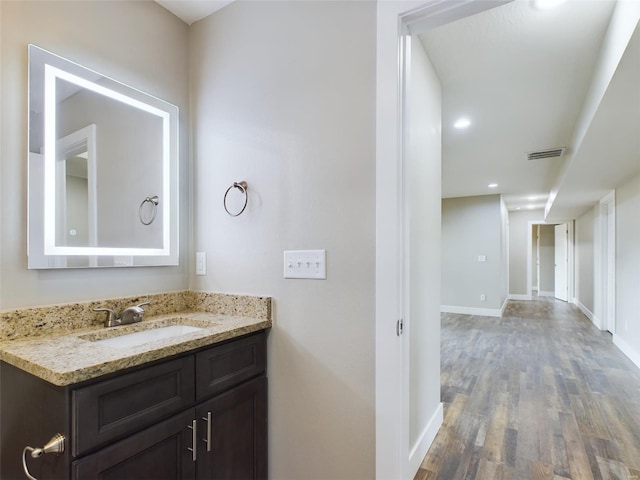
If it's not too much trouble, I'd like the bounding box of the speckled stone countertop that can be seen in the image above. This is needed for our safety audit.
[0,291,271,386]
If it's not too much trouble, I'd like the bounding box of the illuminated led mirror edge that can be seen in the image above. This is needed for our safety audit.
[27,44,179,268]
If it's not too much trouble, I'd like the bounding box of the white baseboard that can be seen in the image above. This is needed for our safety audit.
[592,315,603,330]
[500,297,508,316]
[572,298,593,321]
[408,403,443,479]
[572,299,604,330]
[508,294,532,301]
[613,335,640,370]
[441,305,503,317]
[538,291,555,297]
[571,298,604,330]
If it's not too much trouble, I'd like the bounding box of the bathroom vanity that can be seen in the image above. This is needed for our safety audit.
[0,298,270,480]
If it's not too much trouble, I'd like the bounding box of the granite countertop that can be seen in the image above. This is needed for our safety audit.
[0,311,271,387]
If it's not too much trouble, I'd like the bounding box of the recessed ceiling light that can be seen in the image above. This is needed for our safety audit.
[533,0,567,10]
[454,118,471,129]
[528,196,536,201]
[488,183,498,188]
[527,205,535,209]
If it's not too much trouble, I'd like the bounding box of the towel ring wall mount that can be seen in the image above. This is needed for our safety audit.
[138,195,159,225]
[224,181,248,217]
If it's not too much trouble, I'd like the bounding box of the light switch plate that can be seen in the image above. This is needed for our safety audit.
[196,252,206,275]
[478,255,487,262]
[284,250,326,279]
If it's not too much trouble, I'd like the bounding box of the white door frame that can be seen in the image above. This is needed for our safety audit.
[375,1,513,478]
[526,220,574,301]
[594,191,616,332]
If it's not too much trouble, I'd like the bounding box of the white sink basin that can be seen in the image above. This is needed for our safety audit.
[92,325,204,349]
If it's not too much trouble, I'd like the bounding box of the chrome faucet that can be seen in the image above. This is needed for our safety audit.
[94,302,151,327]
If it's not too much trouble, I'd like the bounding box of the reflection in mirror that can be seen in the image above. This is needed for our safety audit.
[28,45,179,268]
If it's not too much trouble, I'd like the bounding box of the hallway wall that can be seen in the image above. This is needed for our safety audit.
[613,174,640,367]
[442,194,507,314]
[407,35,443,467]
[575,205,596,315]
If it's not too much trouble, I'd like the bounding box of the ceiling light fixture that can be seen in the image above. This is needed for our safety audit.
[488,183,498,188]
[454,117,471,129]
[533,0,567,10]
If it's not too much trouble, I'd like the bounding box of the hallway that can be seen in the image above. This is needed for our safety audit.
[415,297,640,479]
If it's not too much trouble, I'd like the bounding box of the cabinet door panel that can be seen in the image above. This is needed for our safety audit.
[73,356,195,456]
[196,376,267,480]
[196,332,266,400]
[72,410,196,480]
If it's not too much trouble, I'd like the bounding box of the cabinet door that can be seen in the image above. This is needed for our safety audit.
[72,410,196,480]
[196,376,267,480]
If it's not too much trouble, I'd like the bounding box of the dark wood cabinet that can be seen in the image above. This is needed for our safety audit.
[72,355,196,456]
[0,331,267,480]
[71,410,196,480]
[195,376,267,480]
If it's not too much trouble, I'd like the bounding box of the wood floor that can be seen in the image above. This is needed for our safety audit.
[414,297,640,480]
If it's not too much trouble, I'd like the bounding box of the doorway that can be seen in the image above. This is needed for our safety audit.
[376,2,514,479]
[527,221,573,302]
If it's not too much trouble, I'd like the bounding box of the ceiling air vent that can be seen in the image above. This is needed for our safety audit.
[526,147,565,161]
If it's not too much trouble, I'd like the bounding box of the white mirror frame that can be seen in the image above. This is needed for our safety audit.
[27,45,179,268]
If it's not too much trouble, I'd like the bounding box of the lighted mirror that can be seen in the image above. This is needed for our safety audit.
[28,45,179,268]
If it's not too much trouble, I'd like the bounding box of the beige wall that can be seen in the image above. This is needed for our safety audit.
[0,1,190,308]
[614,174,640,364]
[189,2,376,478]
[408,36,442,458]
[575,205,596,313]
[441,194,507,310]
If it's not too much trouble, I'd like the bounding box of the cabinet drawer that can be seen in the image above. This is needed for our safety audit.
[196,332,266,400]
[73,356,195,456]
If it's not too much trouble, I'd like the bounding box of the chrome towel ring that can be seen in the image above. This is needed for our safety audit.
[138,195,159,225]
[224,181,248,217]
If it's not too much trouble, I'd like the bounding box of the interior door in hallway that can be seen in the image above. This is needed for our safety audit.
[554,223,568,301]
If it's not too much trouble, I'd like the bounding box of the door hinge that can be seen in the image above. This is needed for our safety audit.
[396,318,404,336]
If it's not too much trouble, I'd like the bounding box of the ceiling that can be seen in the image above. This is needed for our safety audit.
[419,0,638,217]
[155,0,232,25]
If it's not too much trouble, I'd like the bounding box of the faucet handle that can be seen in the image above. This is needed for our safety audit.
[120,302,149,324]
[94,307,119,327]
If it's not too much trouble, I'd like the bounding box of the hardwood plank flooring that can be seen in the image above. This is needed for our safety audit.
[415,296,640,480]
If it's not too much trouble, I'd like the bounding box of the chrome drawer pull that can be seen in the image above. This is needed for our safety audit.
[187,420,197,462]
[202,412,212,452]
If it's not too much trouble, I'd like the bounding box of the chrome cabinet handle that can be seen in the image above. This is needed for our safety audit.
[202,412,212,452]
[187,420,197,462]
